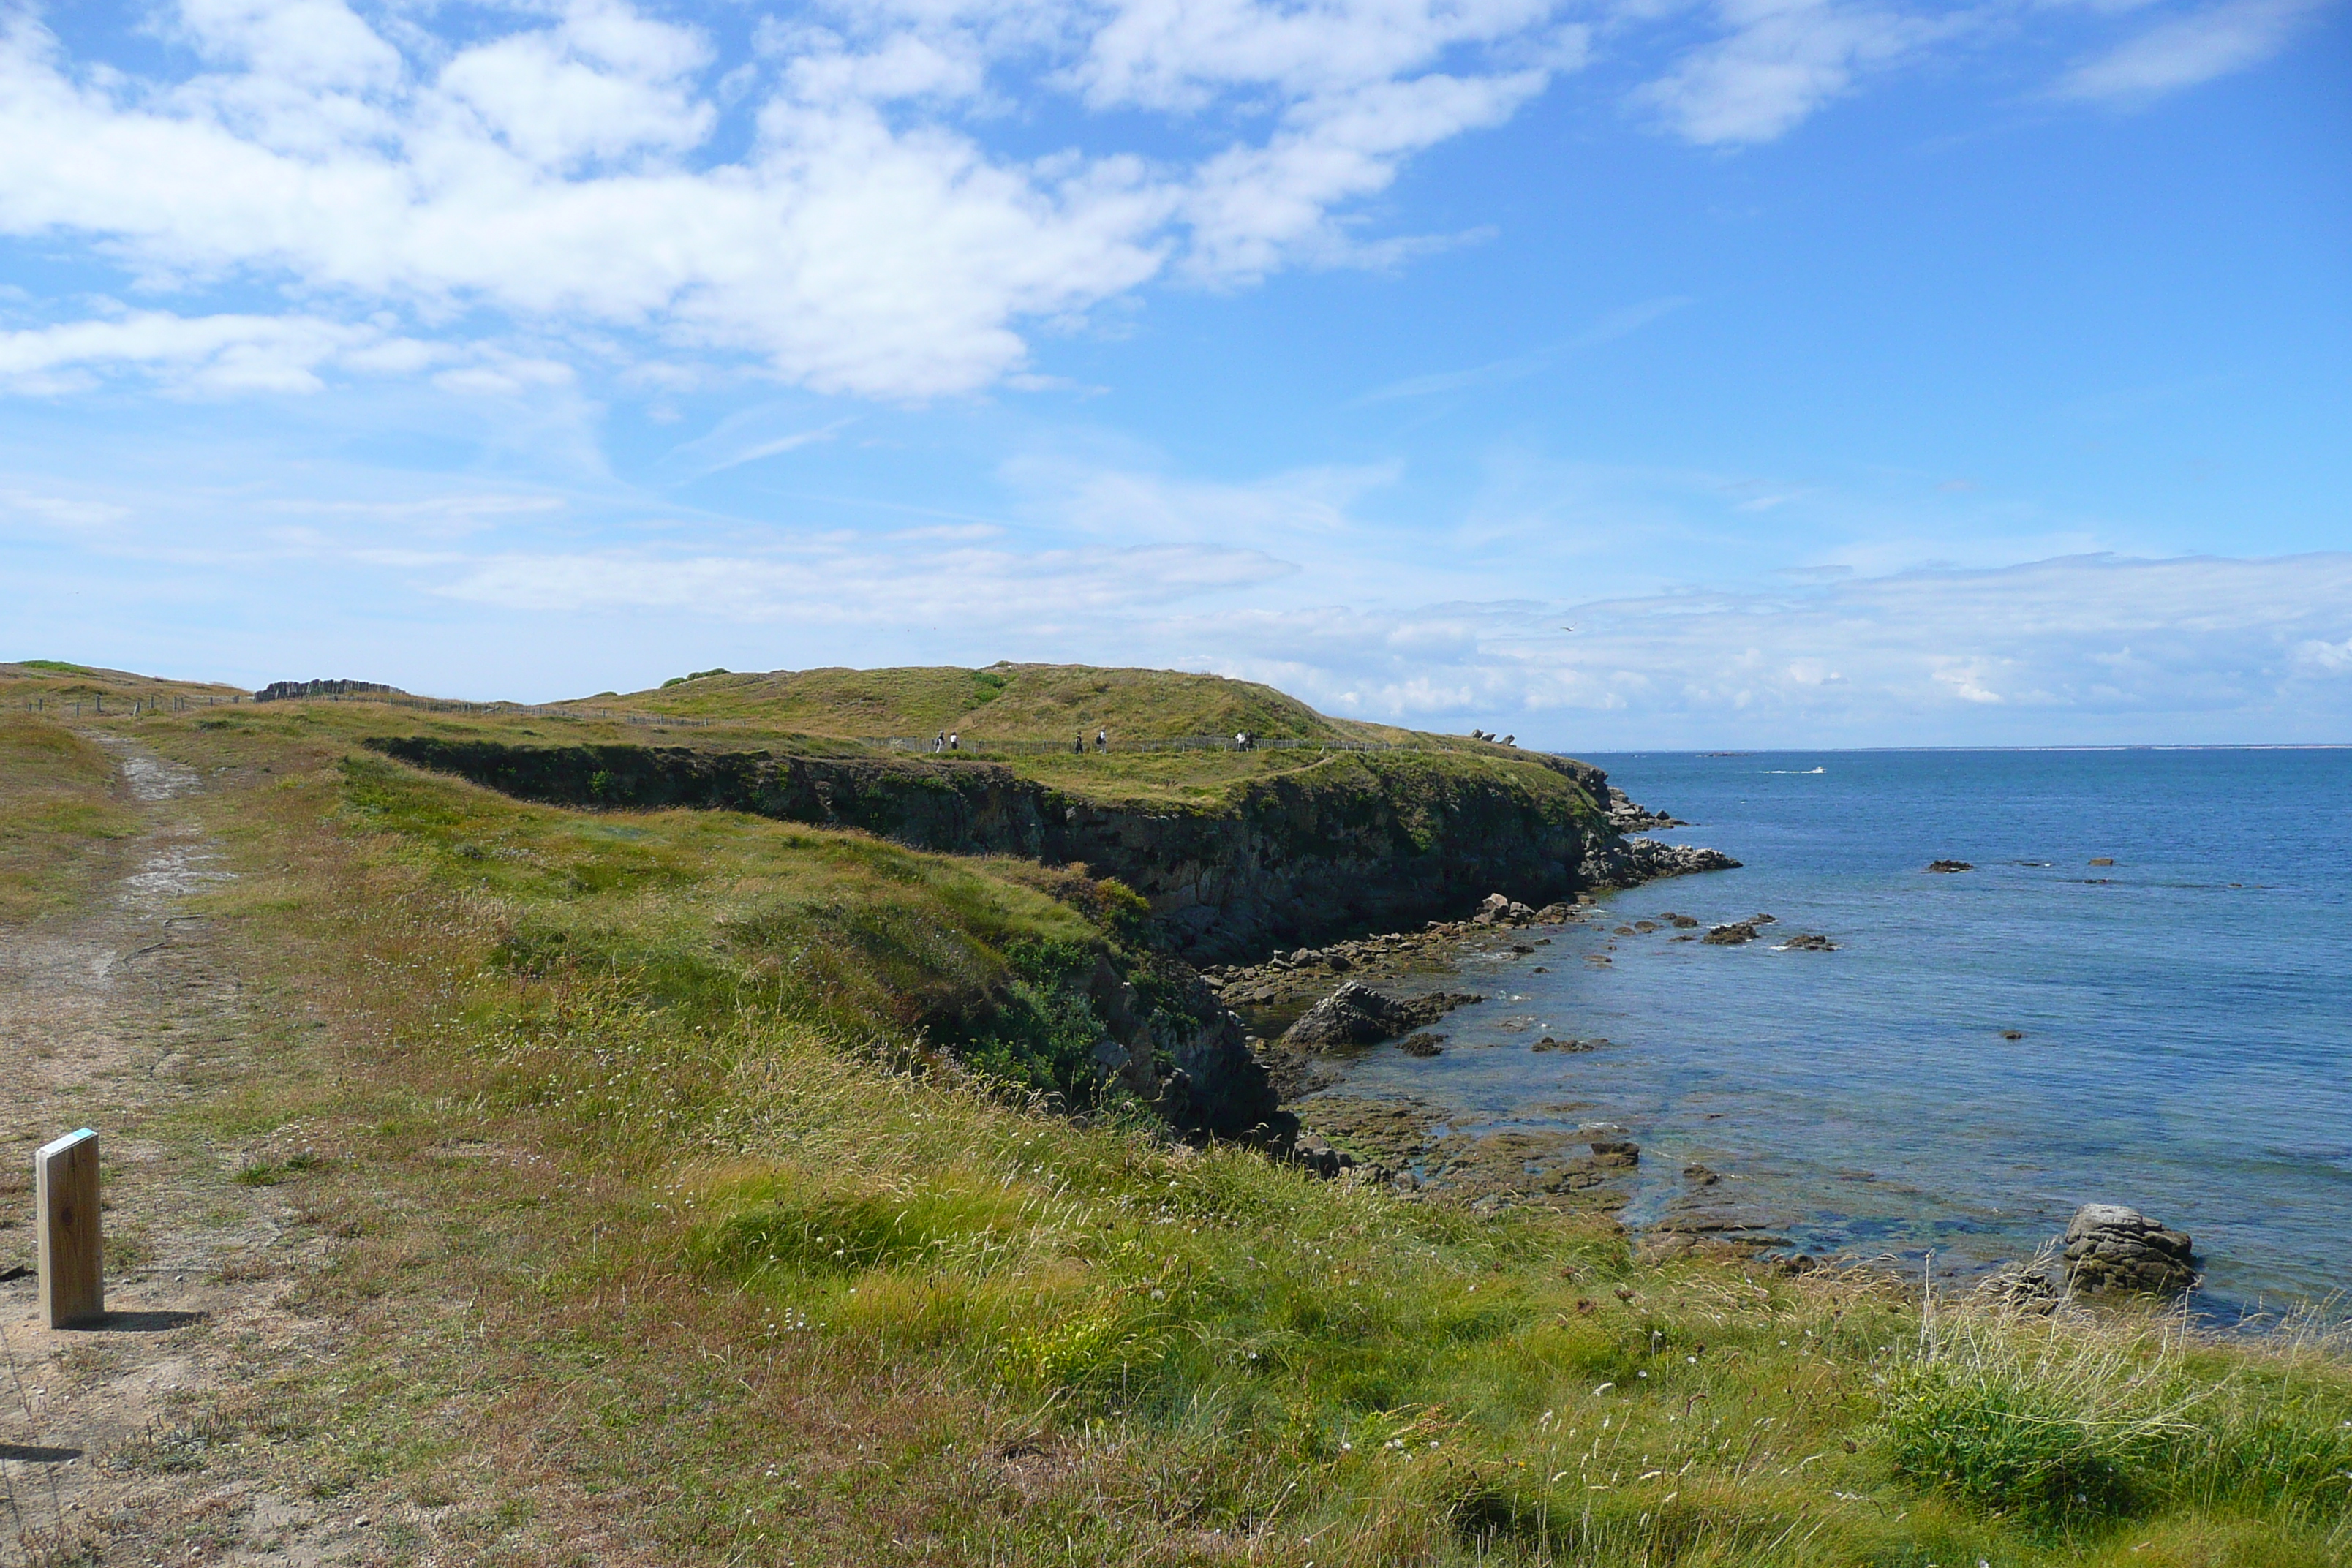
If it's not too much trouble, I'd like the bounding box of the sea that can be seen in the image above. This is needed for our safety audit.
[1308,747,2352,1319]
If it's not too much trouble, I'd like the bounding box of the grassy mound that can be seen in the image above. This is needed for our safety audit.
[571,662,1435,748]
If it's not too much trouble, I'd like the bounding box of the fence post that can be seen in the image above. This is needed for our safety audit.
[37,1128,104,1328]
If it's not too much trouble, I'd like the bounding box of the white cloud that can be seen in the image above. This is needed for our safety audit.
[0,489,132,529]
[0,310,438,394]
[1636,0,1947,144]
[428,539,1300,617]
[2293,636,2352,674]
[1012,457,1401,541]
[0,0,1587,400]
[2054,0,2319,101]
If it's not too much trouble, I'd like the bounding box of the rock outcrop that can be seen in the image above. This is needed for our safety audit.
[1082,955,1291,1142]
[1582,838,1742,887]
[1605,785,1686,834]
[1279,981,1482,1052]
[257,678,399,702]
[2062,1204,2197,1294]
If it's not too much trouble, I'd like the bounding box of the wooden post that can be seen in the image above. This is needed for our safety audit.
[37,1129,103,1328]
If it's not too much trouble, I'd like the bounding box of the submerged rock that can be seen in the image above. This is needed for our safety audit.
[2062,1203,2198,1294]
[1926,859,1975,873]
[1780,932,1837,951]
[1398,1032,1446,1057]
[1579,1123,1640,1167]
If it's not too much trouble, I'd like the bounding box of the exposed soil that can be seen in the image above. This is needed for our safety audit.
[0,740,355,1566]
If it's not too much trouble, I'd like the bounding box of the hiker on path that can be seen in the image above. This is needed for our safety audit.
[1096,728,1107,752]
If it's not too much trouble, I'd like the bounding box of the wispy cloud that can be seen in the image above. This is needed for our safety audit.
[428,539,1301,618]
[0,311,441,396]
[1353,296,1692,404]
[1199,552,2352,742]
[1634,0,1953,145]
[2054,0,2323,101]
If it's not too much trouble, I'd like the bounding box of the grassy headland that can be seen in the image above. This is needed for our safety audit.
[3,660,2346,1565]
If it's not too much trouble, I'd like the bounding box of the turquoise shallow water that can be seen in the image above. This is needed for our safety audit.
[1313,747,2352,1316]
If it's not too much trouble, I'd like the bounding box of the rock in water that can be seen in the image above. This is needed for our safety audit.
[1926,859,1975,873]
[1780,932,1837,951]
[1279,981,1483,1051]
[1702,921,1760,946]
[1579,1123,1640,1167]
[2062,1204,2197,1294]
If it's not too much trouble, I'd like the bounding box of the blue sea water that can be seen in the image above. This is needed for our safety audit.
[1311,747,2352,1316]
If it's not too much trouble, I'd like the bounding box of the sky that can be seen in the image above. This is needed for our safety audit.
[1,0,2347,747]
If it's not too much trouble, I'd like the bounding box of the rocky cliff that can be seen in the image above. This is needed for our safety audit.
[366,737,1696,960]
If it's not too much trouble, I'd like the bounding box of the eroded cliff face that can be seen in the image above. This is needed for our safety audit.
[364,738,1618,960]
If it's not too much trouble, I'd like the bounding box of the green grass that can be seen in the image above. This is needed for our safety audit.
[12,665,2350,1565]
[276,734,2352,1561]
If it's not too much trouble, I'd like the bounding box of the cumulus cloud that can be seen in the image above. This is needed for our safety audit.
[0,0,1593,399]
[2054,0,2321,101]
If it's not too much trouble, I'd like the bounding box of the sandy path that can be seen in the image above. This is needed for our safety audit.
[1,738,357,1566]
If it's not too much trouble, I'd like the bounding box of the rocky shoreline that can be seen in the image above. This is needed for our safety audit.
[1210,898,2210,1303]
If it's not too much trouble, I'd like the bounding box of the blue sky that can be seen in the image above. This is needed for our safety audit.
[1,0,2346,746]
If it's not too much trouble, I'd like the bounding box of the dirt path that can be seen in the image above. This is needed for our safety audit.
[1,738,353,1566]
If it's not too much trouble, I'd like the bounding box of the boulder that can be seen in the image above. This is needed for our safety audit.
[1471,892,1540,925]
[1780,933,1837,951]
[2062,1204,2197,1294]
[1398,1032,1445,1057]
[1278,981,1484,1052]
[1293,1131,1355,1180]
[1702,921,1760,946]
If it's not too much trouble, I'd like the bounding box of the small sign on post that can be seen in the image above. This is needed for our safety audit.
[37,1128,104,1328]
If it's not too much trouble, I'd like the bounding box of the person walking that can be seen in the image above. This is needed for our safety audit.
[1095,728,1107,752]
[948,731,959,750]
